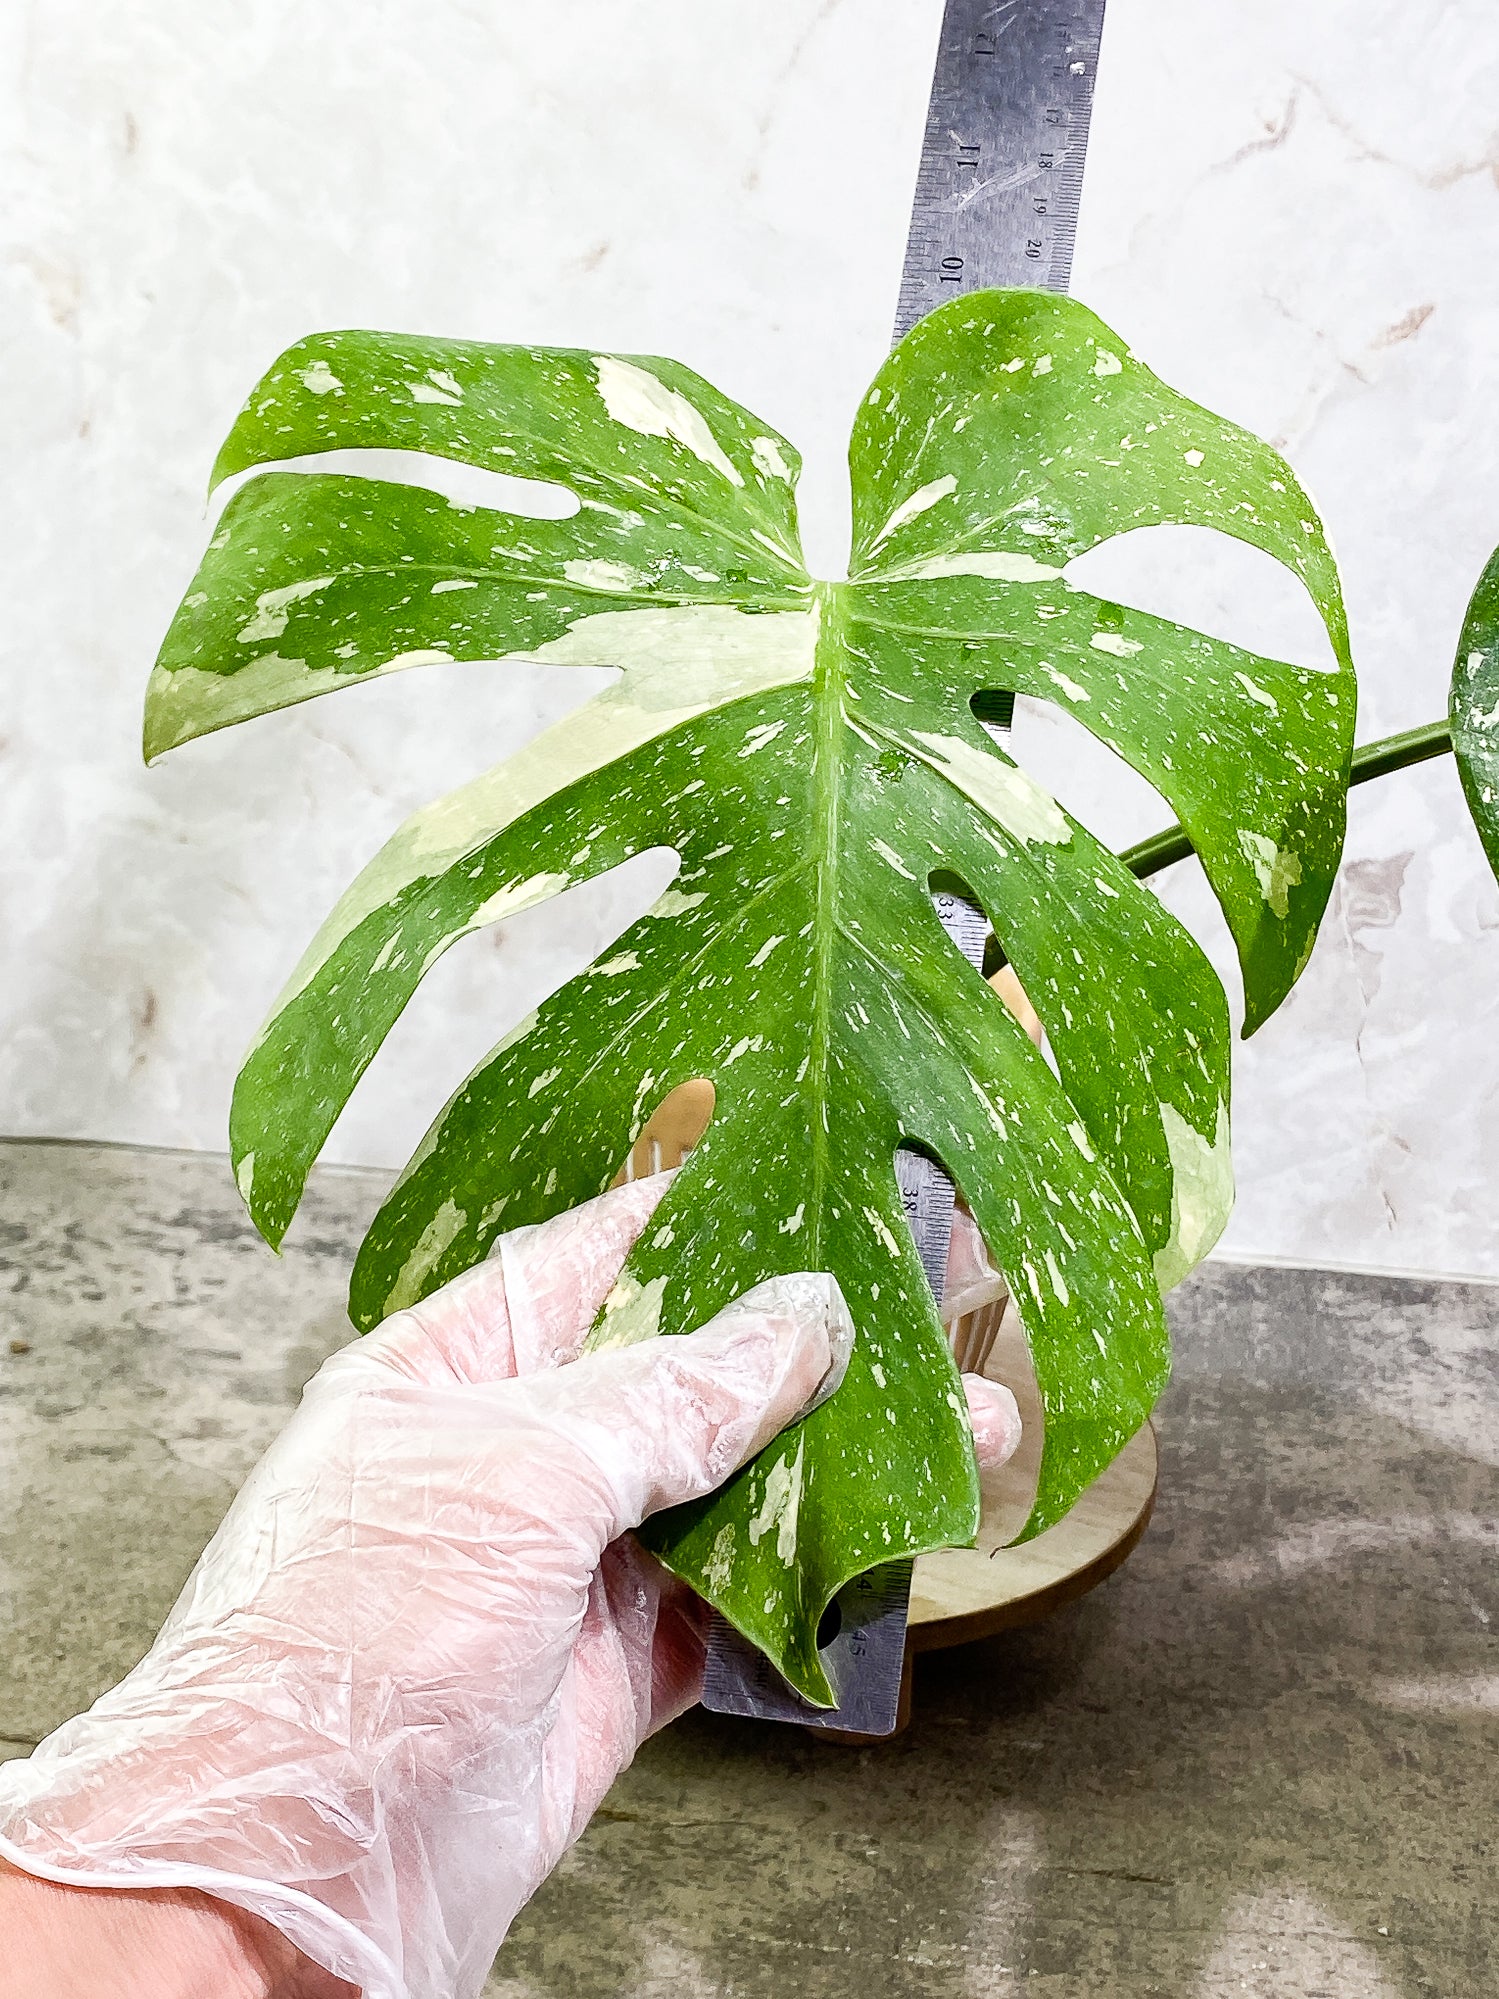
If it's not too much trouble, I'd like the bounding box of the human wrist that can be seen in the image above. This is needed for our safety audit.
[0,1856,354,1999]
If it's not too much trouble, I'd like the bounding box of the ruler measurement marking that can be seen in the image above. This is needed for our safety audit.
[894,0,1107,340]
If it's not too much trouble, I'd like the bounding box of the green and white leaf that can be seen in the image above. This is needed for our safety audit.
[147,291,1354,1702]
[1451,544,1499,881]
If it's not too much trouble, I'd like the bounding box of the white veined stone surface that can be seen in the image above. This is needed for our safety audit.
[2,0,1498,1278]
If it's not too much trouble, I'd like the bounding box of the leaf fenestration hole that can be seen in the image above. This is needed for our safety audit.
[927,867,998,976]
[212,447,582,524]
[613,1078,716,1187]
[890,1136,1029,1394]
[333,847,677,1172]
[924,868,1045,1044]
[1062,523,1338,673]
[931,1195,1046,1525]
[970,688,1016,732]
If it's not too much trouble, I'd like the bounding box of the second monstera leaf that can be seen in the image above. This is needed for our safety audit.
[1451,545,1499,881]
[147,290,1354,1700]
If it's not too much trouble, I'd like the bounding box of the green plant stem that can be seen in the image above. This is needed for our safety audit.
[1121,718,1454,881]
[1345,717,1454,787]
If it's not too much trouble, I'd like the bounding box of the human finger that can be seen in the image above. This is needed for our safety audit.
[963,1373,1023,1471]
[553,1364,1015,1852]
[365,1172,674,1385]
[941,1204,1009,1328]
[542,1543,709,1857]
[529,1272,850,1560]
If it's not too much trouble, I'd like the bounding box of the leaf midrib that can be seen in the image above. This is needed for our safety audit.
[807,583,846,1270]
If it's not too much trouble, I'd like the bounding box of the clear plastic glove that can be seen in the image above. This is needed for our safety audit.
[0,1173,1020,1999]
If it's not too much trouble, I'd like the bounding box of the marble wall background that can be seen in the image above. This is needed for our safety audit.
[3,0,1497,1277]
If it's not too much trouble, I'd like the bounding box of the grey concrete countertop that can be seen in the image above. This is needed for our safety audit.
[0,1137,1494,1997]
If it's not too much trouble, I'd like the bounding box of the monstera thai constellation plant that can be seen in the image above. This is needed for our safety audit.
[145,290,1354,1702]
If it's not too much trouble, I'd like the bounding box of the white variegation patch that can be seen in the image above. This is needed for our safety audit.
[908,731,1072,846]
[592,1270,669,1349]
[562,558,649,592]
[1233,671,1279,712]
[467,873,572,934]
[592,355,744,488]
[296,360,342,395]
[1044,664,1090,701]
[384,1196,469,1315]
[870,838,916,879]
[1237,829,1303,916]
[868,473,957,551]
[880,549,1063,584]
[1152,1099,1233,1292]
[747,1439,805,1564]
[236,576,335,644]
[649,888,708,919]
[703,1524,737,1591]
[751,436,793,481]
[409,369,464,406]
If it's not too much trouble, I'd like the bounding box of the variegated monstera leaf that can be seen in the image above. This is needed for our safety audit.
[147,291,1354,1702]
[1451,544,1499,879]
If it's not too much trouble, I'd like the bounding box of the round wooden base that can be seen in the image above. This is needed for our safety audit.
[817,1305,1156,1740]
[909,1301,1158,1652]
[910,1423,1157,1650]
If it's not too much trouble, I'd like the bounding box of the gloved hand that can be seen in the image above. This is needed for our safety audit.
[0,1173,1021,1999]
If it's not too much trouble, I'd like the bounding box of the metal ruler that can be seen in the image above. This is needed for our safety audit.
[702,0,1107,1738]
[894,0,1108,340]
